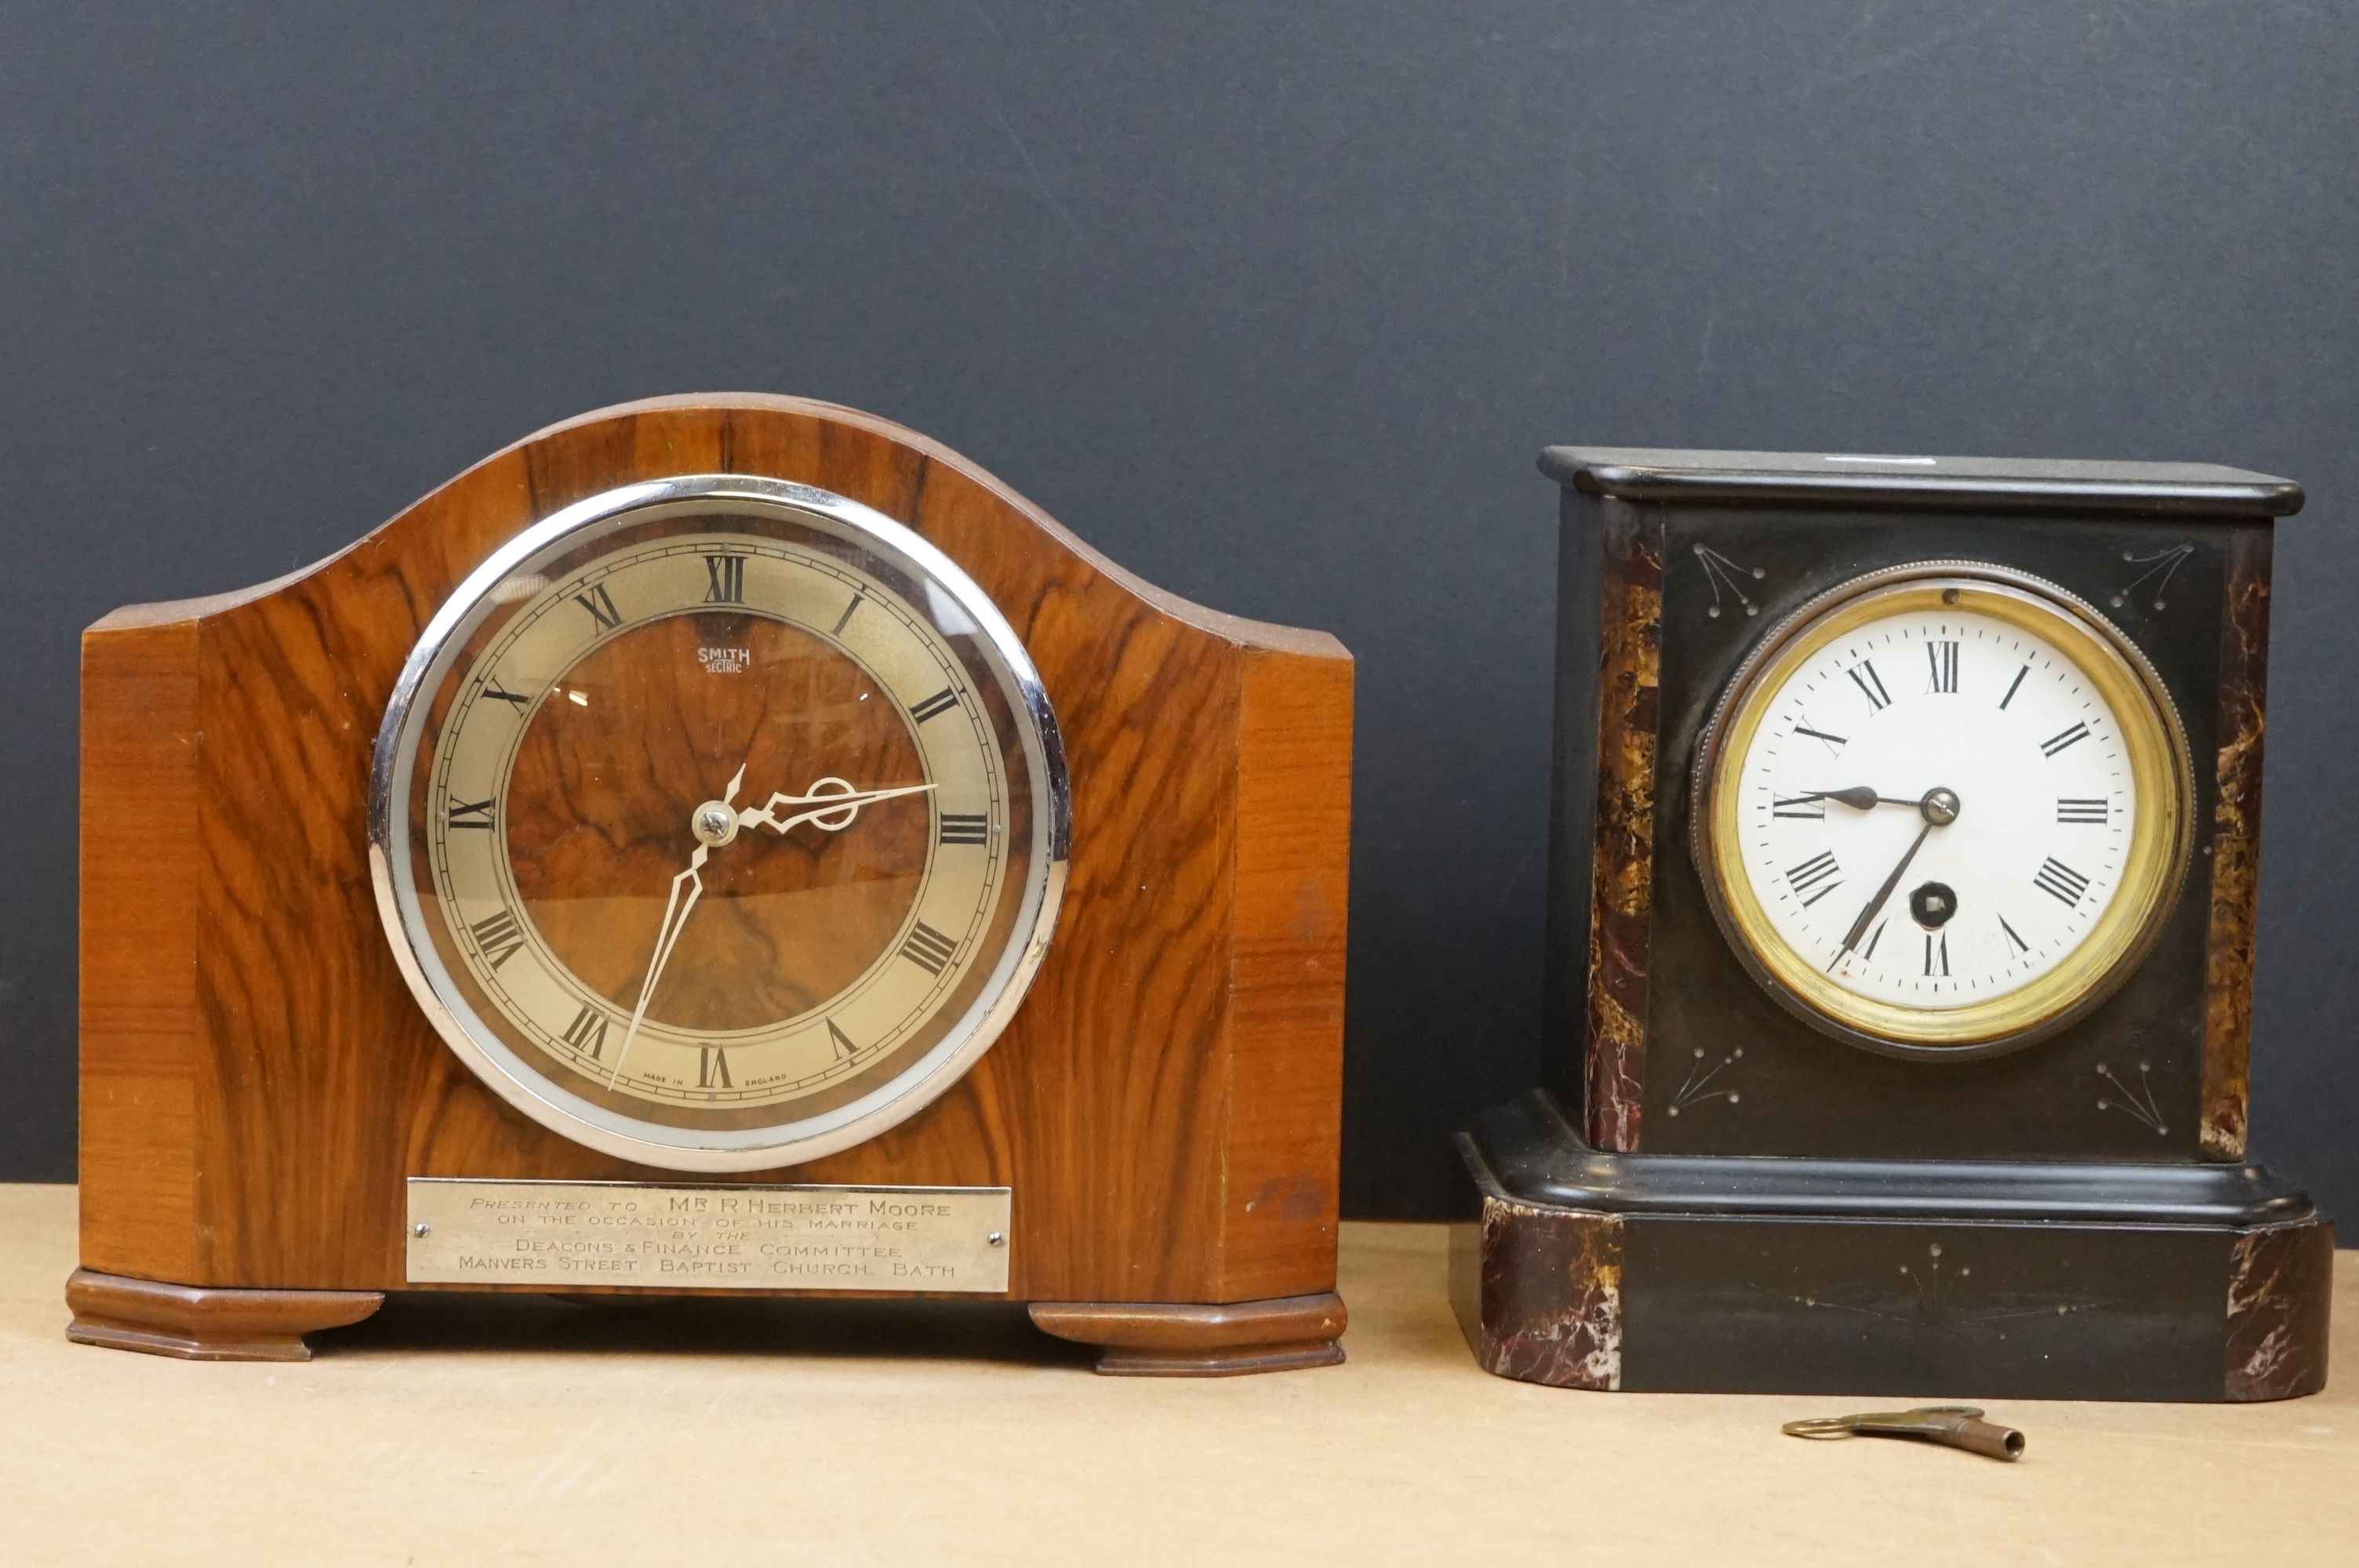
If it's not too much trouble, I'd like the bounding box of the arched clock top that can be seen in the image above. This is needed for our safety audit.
[93,395,1343,664]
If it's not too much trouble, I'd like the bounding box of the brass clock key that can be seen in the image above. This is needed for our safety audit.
[1783,1406,2025,1461]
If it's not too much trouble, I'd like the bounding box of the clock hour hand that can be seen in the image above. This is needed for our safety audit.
[1801,786,1921,811]
[737,777,936,837]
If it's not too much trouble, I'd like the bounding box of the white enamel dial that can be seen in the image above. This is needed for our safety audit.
[1735,608,2128,1005]
[1696,564,2190,1055]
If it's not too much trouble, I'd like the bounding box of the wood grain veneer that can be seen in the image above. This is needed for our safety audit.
[77,396,1352,1362]
[66,1269,383,1362]
[1030,1291,1347,1375]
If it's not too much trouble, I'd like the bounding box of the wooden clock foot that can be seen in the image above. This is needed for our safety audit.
[65,1269,384,1362]
[1029,1291,1347,1376]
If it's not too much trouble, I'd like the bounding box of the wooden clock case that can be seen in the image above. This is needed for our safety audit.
[1453,448,2332,1401]
[72,394,1354,1373]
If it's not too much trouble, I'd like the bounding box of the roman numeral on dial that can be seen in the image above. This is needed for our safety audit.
[938,812,990,845]
[481,677,531,710]
[468,909,526,970]
[447,796,495,829]
[2056,797,2110,823]
[1925,641,1959,694]
[2034,857,2091,907]
[703,554,746,604]
[900,920,958,975]
[1787,851,1843,907]
[698,1047,732,1089]
[908,688,959,724]
[827,1019,856,1058]
[1925,932,1949,976]
[2041,722,2090,757]
[1999,913,2030,953]
[1772,797,1826,818]
[1794,723,1848,755]
[1847,660,1892,710]
[1999,664,2029,710]
[576,582,622,631]
[560,1003,609,1059]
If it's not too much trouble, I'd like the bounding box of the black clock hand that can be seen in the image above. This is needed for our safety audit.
[1832,787,1962,959]
[1801,786,1922,810]
[1836,821,1932,957]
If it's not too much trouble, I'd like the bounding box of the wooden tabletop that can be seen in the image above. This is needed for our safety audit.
[2,1184,2351,1564]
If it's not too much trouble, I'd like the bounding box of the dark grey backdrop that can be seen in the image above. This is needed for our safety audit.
[3,4,2353,1219]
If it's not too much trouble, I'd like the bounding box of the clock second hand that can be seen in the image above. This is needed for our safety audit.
[1829,787,1961,967]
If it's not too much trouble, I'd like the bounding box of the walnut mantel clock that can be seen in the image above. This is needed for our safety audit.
[1454,447,2332,1402]
[73,396,1353,1373]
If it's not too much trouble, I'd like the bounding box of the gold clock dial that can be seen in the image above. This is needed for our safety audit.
[373,480,1067,1169]
[1693,562,2191,1056]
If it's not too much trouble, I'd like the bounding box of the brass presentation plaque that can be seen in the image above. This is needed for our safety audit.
[405,1179,1012,1294]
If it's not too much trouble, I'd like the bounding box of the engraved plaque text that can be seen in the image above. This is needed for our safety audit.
[405,1179,1012,1293]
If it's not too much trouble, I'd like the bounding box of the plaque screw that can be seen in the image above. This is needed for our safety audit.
[413,1222,431,1238]
[987,1231,1005,1247]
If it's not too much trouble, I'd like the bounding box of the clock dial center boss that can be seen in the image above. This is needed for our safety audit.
[1692,563,2191,1057]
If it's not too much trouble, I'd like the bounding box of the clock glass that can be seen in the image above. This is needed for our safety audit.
[370,476,1067,1169]
[1694,562,2190,1057]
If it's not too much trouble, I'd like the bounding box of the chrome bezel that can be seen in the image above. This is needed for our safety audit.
[369,475,1070,1171]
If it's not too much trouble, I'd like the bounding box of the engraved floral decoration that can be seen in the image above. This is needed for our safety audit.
[1693,543,1765,619]
[2111,544,2193,612]
[2095,1058,2169,1137]
[1774,1242,2104,1342]
[1664,1044,1742,1118]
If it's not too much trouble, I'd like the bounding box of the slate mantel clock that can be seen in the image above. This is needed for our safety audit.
[1454,447,2332,1401]
[71,395,1353,1374]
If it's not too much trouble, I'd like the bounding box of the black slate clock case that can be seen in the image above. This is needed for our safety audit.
[1452,448,2333,1402]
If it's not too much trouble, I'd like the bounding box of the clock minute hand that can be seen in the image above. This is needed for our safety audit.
[607,763,747,1091]
[607,851,707,1089]
[1831,786,1962,959]
[1836,820,1932,957]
